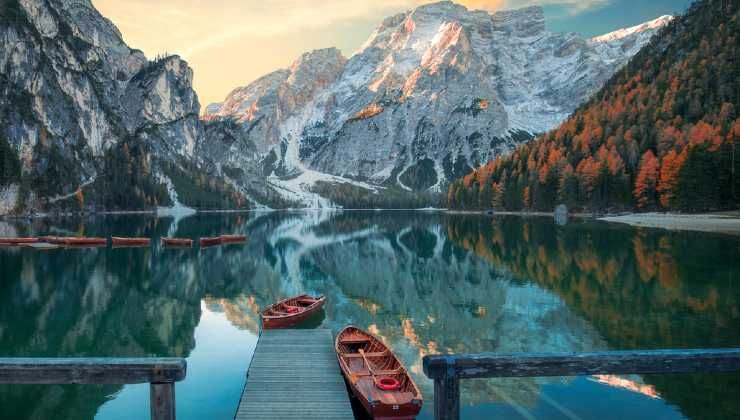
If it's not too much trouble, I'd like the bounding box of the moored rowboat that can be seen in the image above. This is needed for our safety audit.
[40,236,107,246]
[59,237,107,246]
[260,294,326,329]
[0,237,40,244]
[335,326,422,420]
[161,238,193,247]
[220,234,247,243]
[199,236,222,247]
[111,237,150,246]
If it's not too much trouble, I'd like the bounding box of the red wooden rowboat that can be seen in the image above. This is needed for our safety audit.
[40,236,106,246]
[60,237,107,246]
[199,236,222,247]
[0,237,39,244]
[111,237,150,246]
[220,234,247,243]
[336,326,423,420]
[260,294,326,329]
[161,238,193,247]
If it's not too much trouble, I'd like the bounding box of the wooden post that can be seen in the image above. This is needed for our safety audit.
[433,356,460,420]
[150,382,176,420]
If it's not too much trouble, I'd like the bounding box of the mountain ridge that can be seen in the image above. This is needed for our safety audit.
[0,0,674,213]
[201,1,671,208]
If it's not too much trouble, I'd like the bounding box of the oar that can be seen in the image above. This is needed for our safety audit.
[358,349,379,380]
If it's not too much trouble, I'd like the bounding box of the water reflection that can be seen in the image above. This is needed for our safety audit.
[0,211,738,419]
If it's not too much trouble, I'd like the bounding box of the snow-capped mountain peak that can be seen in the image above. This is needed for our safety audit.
[591,15,673,43]
[199,2,673,207]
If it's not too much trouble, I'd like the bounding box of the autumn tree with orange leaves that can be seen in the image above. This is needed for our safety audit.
[634,151,660,209]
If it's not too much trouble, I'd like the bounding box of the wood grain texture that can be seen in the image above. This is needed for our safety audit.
[424,348,740,379]
[0,358,186,384]
[235,329,354,420]
[433,375,459,420]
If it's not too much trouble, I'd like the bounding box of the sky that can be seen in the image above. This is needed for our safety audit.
[92,0,693,108]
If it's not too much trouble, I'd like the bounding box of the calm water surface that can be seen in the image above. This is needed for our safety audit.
[0,211,738,420]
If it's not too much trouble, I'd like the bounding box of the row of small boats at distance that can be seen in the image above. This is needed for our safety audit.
[0,235,247,248]
[259,294,423,419]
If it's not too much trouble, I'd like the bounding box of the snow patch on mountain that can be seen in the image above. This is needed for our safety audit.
[157,175,196,218]
[591,15,673,43]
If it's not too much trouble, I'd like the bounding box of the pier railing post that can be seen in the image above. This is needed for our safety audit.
[429,356,460,420]
[150,382,176,420]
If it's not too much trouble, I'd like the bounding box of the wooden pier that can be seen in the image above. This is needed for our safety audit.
[235,329,354,419]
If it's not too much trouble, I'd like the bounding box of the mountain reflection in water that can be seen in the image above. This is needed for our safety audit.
[0,211,738,420]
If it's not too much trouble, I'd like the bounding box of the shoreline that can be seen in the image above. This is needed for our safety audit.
[0,207,448,220]
[598,212,740,235]
[4,208,740,235]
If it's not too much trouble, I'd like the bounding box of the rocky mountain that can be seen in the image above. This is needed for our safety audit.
[0,0,673,212]
[202,2,671,207]
[0,0,246,215]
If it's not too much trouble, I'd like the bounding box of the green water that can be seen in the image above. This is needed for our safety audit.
[0,211,738,420]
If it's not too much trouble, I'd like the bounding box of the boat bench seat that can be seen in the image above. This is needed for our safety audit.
[353,368,403,377]
[339,337,372,344]
[344,351,388,359]
[373,369,402,376]
[297,299,316,305]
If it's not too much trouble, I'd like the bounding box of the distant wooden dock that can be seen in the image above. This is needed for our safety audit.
[235,329,354,419]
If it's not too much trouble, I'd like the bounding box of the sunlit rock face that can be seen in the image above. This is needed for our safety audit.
[204,2,670,198]
[0,0,203,212]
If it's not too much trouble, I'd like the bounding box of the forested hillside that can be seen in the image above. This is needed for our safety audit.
[448,0,739,212]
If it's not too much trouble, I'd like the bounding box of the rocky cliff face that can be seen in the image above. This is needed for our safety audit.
[203,2,671,206]
[0,0,240,214]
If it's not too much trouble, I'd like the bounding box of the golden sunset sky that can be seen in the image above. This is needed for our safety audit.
[91,0,690,108]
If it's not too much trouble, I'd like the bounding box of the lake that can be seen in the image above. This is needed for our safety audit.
[1,211,738,419]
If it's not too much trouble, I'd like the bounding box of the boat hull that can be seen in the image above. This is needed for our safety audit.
[0,238,39,244]
[335,326,422,419]
[112,237,150,246]
[199,237,222,247]
[61,237,107,246]
[221,234,247,243]
[161,238,193,247]
[261,295,326,329]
